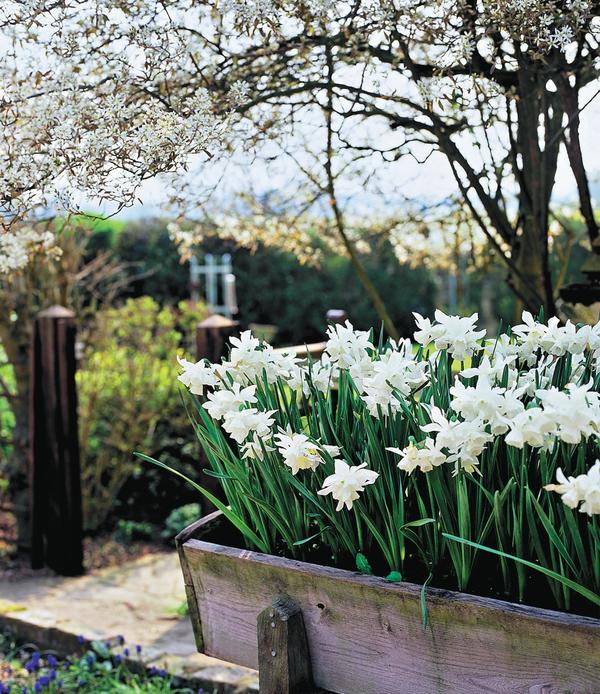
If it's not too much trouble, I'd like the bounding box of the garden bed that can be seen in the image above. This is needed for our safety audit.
[178,511,600,694]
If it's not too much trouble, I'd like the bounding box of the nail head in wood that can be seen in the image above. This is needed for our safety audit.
[257,597,315,694]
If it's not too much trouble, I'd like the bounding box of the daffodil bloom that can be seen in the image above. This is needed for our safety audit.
[203,383,257,420]
[388,439,446,474]
[545,461,600,516]
[275,430,327,475]
[177,356,217,395]
[222,408,275,443]
[317,460,379,511]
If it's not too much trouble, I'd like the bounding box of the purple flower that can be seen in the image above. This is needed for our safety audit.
[114,654,122,664]
[47,655,57,668]
[25,658,40,673]
[117,635,125,645]
[159,669,167,678]
[149,666,158,676]
[77,635,85,644]
[123,647,130,657]
[86,654,95,666]
[135,644,142,655]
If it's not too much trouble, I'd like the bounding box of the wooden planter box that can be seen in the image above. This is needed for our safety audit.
[177,511,600,694]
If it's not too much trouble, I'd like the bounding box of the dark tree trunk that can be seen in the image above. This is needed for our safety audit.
[510,59,563,316]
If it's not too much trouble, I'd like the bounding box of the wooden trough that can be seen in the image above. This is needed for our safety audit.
[177,511,600,694]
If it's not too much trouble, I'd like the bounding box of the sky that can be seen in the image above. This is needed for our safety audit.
[115,82,600,221]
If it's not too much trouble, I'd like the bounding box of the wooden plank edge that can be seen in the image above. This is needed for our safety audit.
[176,513,225,653]
[182,534,600,634]
[175,509,224,547]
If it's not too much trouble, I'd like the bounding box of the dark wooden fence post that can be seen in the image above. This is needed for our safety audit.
[326,309,347,327]
[196,314,239,363]
[29,306,84,576]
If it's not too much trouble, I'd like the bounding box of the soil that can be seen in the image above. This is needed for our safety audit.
[0,508,162,580]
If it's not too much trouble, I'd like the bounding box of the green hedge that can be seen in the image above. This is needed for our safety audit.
[89,219,437,345]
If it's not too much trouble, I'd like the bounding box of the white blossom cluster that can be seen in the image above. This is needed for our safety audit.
[178,311,600,516]
[177,328,379,510]
[168,215,329,266]
[0,226,61,274]
[1,1,227,264]
[484,0,593,54]
[389,312,600,482]
[545,461,600,516]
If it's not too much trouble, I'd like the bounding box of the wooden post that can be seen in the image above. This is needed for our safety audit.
[326,309,347,326]
[196,314,239,363]
[29,306,84,576]
[257,597,316,694]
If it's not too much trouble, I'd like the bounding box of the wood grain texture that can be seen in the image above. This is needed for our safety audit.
[179,517,600,694]
[257,597,315,694]
[29,306,83,576]
[175,509,223,651]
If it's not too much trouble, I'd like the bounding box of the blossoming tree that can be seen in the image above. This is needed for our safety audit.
[3,1,598,313]
[0,1,227,270]
[176,0,599,315]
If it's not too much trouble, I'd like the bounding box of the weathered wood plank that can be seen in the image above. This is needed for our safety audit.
[181,528,600,694]
[175,509,224,652]
[257,597,315,694]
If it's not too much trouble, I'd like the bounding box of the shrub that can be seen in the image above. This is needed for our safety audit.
[162,503,202,540]
[77,297,206,532]
[113,519,155,544]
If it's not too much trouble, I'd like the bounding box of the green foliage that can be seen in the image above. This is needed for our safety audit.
[0,632,198,693]
[176,300,209,353]
[77,297,205,532]
[90,221,436,344]
[0,347,16,473]
[161,503,202,540]
[112,221,190,304]
[199,236,437,344]
[113,519,155,545]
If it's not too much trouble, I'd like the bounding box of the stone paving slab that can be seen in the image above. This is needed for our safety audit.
[0,552,258,693]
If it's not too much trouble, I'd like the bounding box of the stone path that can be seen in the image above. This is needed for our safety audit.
[0,551,258,693]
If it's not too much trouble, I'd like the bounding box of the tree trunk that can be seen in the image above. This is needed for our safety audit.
[509,59,563,316]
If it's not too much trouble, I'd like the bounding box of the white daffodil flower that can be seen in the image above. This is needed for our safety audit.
[318,460,379,511]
